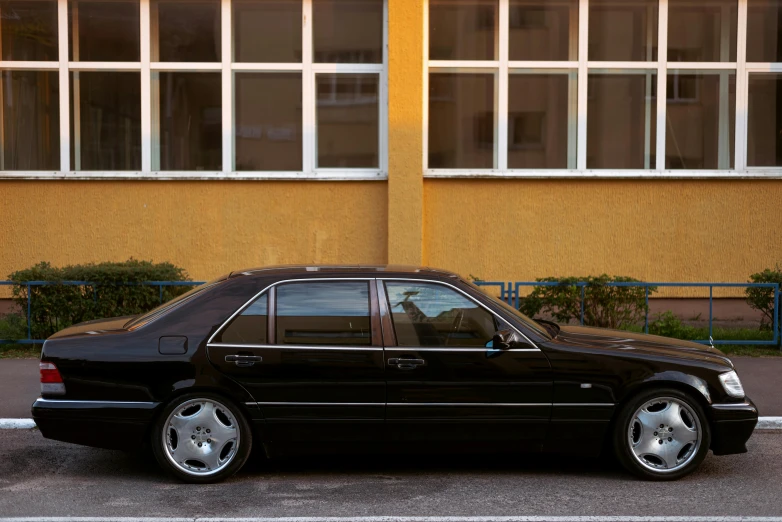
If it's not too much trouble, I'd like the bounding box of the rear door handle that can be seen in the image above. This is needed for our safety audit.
[387,357,426,369]
[225,355,263,367]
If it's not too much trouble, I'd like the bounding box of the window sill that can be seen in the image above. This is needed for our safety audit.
[424,169,782,179]
[0,170,387,181]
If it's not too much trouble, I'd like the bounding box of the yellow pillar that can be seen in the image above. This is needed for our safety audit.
[387,0,424,265]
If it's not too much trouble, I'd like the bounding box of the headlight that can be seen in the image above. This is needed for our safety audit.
[718,370,745,398]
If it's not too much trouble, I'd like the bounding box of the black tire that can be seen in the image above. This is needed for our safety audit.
[151,392,253,483]
[613,387,710,481]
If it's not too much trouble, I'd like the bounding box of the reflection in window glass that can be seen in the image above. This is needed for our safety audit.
[748,73,782,166]
[153,0,220,62]
[69,0,140,62]
[71,71,141,170]
[668,0,737,62]
[429,0,497,61]
[316,73,378,168]
[509,0,578,61]
[313,0,382,63]
[587,73,657,169]
[236,73,302,171]
[234,0,302,63]
[1,71,59,170]
[156,72,221,171]
[384,282,497,348]
[665,72,735,170]
[428,73,494,169]
[217,293,268,345]
[589,0,658,61]
[747,0,782,62]
[1,0,58,61]
[508,73,576,169]
[276,282,371,346]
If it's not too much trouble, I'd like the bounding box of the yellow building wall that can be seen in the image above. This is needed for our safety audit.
[0,181,388,283]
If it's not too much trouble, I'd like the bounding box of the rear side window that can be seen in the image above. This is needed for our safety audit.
[276,281,371,346]
[214,293,268,345]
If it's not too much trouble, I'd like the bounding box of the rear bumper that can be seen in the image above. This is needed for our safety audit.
[31,398,160,450]
[709,397,758,456]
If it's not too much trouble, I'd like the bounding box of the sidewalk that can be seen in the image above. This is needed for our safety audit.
[0,356,780,418]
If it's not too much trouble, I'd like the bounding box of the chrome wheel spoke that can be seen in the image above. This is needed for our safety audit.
[635,408,661,431]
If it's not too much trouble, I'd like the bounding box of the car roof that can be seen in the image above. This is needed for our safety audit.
[229,264,462,279]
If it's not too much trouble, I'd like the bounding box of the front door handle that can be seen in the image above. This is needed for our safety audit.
[225,355,263,367]
[388,357,425,370]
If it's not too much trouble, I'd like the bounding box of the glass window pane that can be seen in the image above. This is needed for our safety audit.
[71,71,141,170]
[216,293,268,344]
[1,1,58,61]
[587,72,657,169]
[313,0,382,63]
[509,0,578,61]
[153,0,220,62]
[430,0,497,61]
[665,72,735,169]
[747,0,782,62]
[428,73,494,169]
[1,70,59,170]
[589,0,658,61]
[748,73,782,166]
[155,72,221,170]
[69,0,140,62]
[234,0,302,63]
[668,0,737,62]
[276,282,371,346]
[384,282,497,348]
[508,73,576,169]
[236,73,302,171]
[316,73,378,168]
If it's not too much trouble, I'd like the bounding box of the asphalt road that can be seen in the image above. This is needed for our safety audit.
[0,430,780,518]
[1,356,781,418]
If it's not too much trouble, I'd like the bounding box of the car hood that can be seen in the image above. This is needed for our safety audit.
[554,325,733,367]
[47,316,136,339]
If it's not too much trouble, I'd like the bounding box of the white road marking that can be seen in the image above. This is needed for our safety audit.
[0,516,782,522]
[3,417,782,429]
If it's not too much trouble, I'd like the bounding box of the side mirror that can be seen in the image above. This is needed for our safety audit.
[492,329,514,350]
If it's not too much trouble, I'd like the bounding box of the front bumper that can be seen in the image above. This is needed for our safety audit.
[31,398,160,450]
[709,397,758,456]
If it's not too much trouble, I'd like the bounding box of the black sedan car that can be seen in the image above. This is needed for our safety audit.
[32,265,757,483]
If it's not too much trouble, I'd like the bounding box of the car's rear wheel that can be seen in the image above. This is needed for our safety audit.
[613,388,710,480]
[151,393,252,483]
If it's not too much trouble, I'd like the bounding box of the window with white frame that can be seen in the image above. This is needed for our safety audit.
[427,0,782,175]
[0,0,387,178]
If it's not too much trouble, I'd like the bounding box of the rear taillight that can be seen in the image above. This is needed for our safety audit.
[40,361,65,395]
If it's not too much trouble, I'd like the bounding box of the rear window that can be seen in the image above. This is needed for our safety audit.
[125,279,224,329]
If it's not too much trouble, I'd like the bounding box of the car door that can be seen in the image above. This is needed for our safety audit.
[207,278,385,443]
[379,278,553,446]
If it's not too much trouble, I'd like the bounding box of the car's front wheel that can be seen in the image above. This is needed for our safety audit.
[151,393,252,483]
[614,388,710,480]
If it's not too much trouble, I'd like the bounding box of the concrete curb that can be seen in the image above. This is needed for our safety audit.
[1,417,781,430]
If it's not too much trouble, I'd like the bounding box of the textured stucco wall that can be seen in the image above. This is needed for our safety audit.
[423,179,782,286]
[0,181,388,282]
[387,0,424,265]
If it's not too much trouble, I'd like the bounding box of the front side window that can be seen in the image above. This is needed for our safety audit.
[214,292,269,345]
[384,281,497,348]
[276,281,371,346]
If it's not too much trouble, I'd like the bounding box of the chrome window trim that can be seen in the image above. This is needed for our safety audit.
[208,343,383,352]
[379,277,540,351]
[207,277,377,346]
[383,347,540,353]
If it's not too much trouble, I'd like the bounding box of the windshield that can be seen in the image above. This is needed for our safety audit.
[464,279,553,340]
[124,278,224,329]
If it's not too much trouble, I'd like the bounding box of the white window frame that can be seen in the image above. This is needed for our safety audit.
[0,0,388,180]
[424,0,782,179]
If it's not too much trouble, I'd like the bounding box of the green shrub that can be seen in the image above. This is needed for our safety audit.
[9,259,193,340]
[648,311,698,339]
[518,275,655,329]
[0,314,27,341]
[745,266,782,332]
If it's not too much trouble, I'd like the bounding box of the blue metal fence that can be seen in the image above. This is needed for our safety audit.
[475,281,780,347]
[0,280,206,345]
